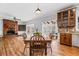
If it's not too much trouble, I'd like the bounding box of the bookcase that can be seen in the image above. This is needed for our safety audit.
[57,8,76,33]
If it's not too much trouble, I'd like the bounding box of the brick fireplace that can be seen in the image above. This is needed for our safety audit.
[3,19,18,35]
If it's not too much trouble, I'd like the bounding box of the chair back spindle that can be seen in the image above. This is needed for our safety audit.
[30,35,46,56]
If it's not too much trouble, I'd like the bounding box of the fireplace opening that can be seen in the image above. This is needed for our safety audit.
[7,27,15,35]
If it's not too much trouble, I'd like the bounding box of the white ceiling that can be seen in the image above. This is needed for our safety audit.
[0,3,78,21]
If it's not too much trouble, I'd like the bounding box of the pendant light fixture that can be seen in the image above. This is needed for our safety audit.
[34,3,41,14]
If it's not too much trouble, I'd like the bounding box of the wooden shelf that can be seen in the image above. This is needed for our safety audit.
[57,8,76,33]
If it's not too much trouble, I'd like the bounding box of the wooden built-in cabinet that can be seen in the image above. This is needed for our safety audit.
[60,33,72,46]
[57,8,76,32]
[57,8,76,46]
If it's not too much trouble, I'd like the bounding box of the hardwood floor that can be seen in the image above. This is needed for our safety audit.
[0,36,79,56]
[0,36,24,56]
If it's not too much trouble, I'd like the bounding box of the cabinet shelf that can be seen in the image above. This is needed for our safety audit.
[57,8,76,33]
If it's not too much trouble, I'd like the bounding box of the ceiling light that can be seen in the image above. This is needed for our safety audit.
[34,4,42,15]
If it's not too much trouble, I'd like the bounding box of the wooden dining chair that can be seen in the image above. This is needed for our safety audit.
[30,35,46,56]
[47,33,54,55]
[22,33,28,55]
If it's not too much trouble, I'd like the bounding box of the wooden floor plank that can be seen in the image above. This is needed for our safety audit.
[0,36,79,56]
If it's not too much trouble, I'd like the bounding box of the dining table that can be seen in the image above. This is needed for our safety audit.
[23,37,52,55]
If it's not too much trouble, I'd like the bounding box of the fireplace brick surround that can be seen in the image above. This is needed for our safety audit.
[3,19,18,35]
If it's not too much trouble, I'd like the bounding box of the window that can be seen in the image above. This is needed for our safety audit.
[26,24,35,37]
[18,25,26,31]
[42,21,55,37]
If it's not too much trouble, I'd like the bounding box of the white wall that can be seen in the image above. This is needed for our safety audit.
[75,7,79,31]
[26,14,58,33]
[75,6,79,31]
[18,21,26,35]
[72,34,79,47]
[0,19,3,37]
